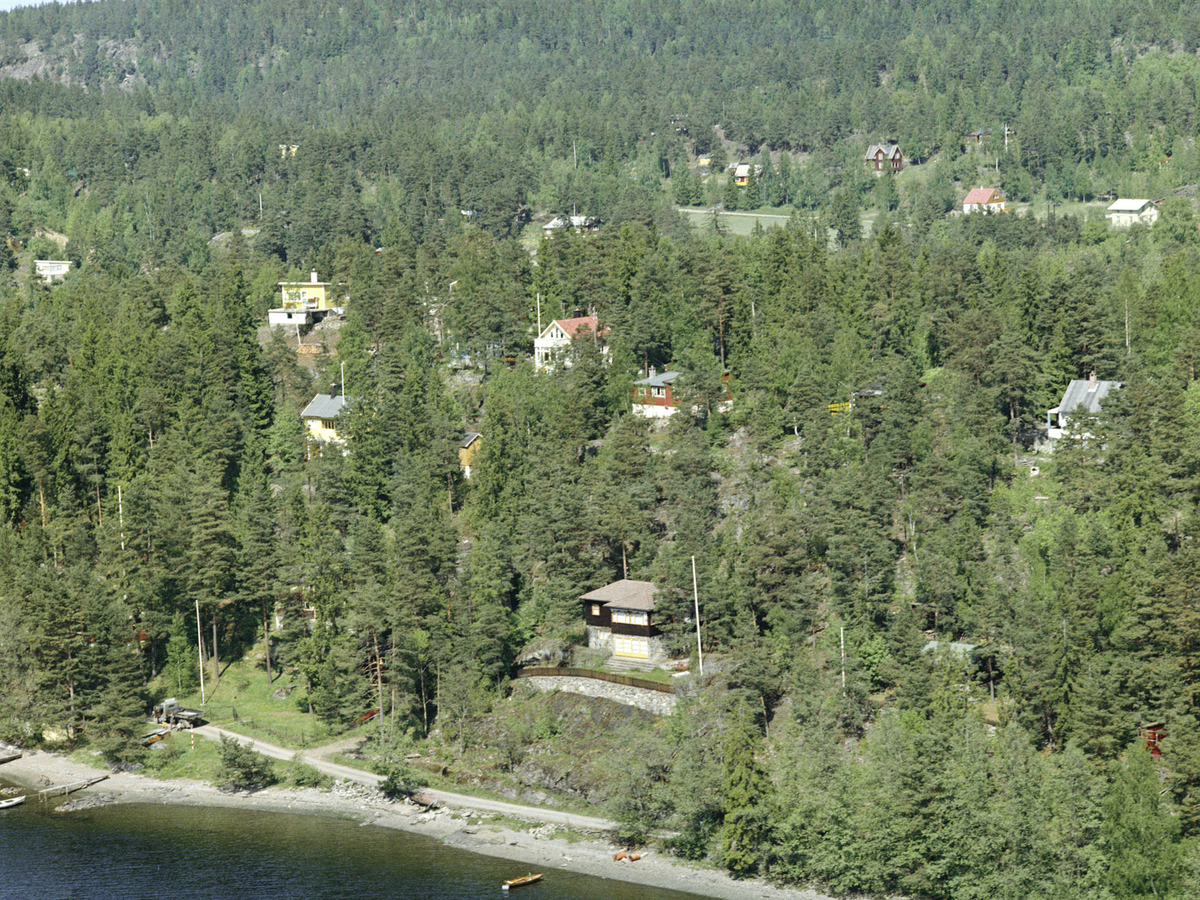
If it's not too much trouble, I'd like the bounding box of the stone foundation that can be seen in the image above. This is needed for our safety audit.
[520,675,676,716]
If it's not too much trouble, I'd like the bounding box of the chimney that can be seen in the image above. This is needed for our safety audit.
[311,270,319,283]
[330,382,339,398]
[649,366,656,378]
[1089,371,1097,386]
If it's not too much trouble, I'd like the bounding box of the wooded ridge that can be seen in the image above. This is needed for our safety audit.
[0,1,1199,898]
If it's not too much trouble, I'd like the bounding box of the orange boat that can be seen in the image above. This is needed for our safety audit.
[501,873,543,890]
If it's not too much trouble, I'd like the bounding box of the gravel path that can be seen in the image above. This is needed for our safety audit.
[195,725,618,832]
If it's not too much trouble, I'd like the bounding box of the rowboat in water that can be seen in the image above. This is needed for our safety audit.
[501,873,543,890]
[0,796,25,809]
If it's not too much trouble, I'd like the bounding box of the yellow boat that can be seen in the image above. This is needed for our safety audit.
[501,873,543,890]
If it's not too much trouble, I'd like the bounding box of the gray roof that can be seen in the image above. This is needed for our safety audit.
[460,431,480,448]
[1051,378,1121,416]
[633,370,680,388]
[864,143,901,160]
[1107,199,1153,213]
[300,394,348,419]
[581,579,658,611]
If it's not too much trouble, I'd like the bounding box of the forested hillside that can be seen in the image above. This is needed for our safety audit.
[1,1,1200,898]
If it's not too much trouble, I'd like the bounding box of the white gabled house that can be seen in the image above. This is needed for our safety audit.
[533,315,609,371]
[1045,374,1122,448]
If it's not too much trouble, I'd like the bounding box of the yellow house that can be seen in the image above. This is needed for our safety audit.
[269,271,345,326]
[300,392,348,457]
[459,432,481,478]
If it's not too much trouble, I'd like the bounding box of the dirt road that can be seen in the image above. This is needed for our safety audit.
[194,725,618,832]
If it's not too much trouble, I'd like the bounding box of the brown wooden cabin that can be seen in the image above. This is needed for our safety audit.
[582,579,661,660]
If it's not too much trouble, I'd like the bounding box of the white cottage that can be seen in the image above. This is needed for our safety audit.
[1046,374,1122,447]
[533,315,608,371]
[1106,199,1158,229]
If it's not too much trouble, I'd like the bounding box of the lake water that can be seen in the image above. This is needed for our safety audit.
[0,787,709,900]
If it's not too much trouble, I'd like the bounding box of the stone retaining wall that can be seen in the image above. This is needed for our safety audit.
[521,674,677,715]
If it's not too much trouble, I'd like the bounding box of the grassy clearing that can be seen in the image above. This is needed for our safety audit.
[168,657,335,750]
[140,733,223,782]
[676,206,807,236]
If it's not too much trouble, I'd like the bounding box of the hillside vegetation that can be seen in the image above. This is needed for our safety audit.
[1,1,1200,899]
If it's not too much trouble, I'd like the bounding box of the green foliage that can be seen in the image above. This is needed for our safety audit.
[377,763,427,799]
[286,754,330,789]
[216,734,277,789]
[1103,744,1185,900]
[719,711,773,877]
[4,3,1200,895]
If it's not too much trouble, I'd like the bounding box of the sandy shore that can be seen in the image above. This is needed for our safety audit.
[0,749,830,900]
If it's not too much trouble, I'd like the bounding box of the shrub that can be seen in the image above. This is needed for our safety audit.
[287,755,330,788]
[217,734,277,789]
[377,763,427,799]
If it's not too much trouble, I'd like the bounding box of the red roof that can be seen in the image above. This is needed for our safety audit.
[964,187,1002,205]
[554,315,605,339]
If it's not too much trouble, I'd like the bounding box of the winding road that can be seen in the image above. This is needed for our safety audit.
[193,725,617,833]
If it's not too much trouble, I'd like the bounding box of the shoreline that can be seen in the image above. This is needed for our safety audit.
[0,750,831,900]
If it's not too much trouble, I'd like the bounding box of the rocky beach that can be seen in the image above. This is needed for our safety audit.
[1,748,830,900]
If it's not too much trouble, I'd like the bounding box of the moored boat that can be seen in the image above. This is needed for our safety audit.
[0,795,25,809]
[501,873,543,890]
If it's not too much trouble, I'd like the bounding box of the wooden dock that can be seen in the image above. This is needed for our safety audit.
[37,774,108,801]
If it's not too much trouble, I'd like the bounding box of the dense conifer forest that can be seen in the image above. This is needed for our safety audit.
[2,1,1200,897]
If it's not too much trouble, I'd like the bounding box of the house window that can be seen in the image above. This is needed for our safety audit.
[652,387,665,398]
[614,635,649,658]
[321,419,334,430]
[611,609,648,626]
[590,604,601,617]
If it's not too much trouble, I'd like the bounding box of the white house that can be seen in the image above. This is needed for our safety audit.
[542,215,598,236]
[962,187,1006,214]
[1045,374,1122,447]
[34,260,71,284]
[533,315,608,371]
[1106,199,1158,229]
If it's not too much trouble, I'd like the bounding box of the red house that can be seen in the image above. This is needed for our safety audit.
[632,369,682,418]
[1139,722,1165,758]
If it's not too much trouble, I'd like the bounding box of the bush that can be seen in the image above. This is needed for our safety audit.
[377,763,427,799]
[217,734,277,789]
[142,740,182,771]
[287,754,330,788]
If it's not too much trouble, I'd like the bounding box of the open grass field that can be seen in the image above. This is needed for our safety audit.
[676,206,804,235]
[166,656,337,750]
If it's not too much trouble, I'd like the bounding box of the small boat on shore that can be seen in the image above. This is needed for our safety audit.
[501,873,543,890]
[0,796,25,809]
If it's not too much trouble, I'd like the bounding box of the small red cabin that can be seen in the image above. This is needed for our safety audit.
[1139,722,1165,758]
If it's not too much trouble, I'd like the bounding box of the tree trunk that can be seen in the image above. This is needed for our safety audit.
[211,614,220,686]
[373,629,386,747]
[262,599,272,688]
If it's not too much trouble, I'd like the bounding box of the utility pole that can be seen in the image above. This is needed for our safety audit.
[840,627,846,692]
[692,556,704,676]
[195,598,207,706]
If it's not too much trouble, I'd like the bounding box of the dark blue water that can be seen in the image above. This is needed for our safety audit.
[0,790,708,900]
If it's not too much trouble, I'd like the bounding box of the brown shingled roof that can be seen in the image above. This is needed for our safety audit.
[580,579,658,611]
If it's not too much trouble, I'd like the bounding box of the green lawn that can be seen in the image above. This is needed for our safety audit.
[167,656,335,750]
[676,206,811,236]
